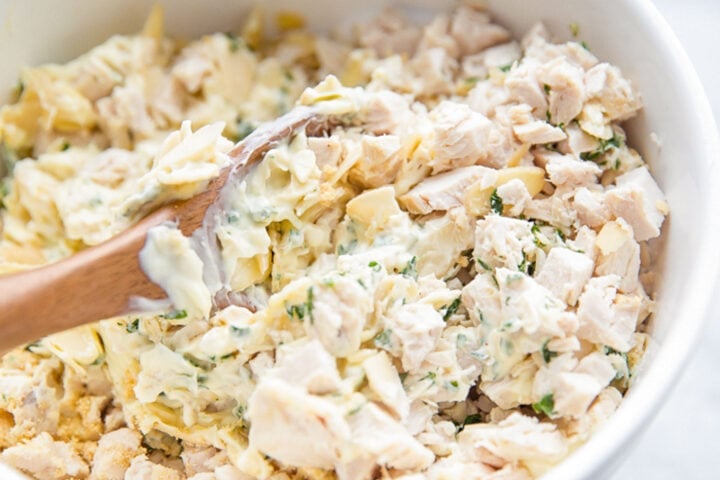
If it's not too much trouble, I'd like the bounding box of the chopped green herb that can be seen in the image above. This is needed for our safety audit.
[544,142,560,152]
[546,109,552,123]
[569,22,580,37]
[440,297,462,321]
[532,393,555,416]
[581,40,590,51]
[400,256,417,278]
[580,134,623,161]
[286,303,306,320]
[161,309,188,320]
[499,63,513,73]
[614,158,621,170]
[373,329,393,349]
[220,352,236,360]
[23,341,41,352]
[368,260,381,272]
[490,189,503,215]
[531,223,547,248]
[422,371,437,384]
[465,76,480,85]
[357,278,367,289]
[322,278,335,287]
[337,239,358,255]
[541,340,558,364]
[230,326,250,337]
[463,413,483,426]
[126,318,140,333]
[518,251,536,276]
[543,83,551,95]
[555,228,566,241]
[61,141,70,151]
[449,380,459,389]
[306,287,314,323]
[233,404,245,418]
[399,372,409,383]
[233,119,256,142]
[225,32,240,52]
[476,258,492,271]
[283,68,295,81]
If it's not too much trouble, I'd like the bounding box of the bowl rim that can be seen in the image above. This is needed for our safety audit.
[544,0,720,478]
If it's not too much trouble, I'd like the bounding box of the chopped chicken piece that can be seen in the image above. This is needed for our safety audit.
[90,428,144,480]
[362,90,414,135]
[595,219,641,292]
[124,454,183,480]
[577,275,641,352]
[304,276,373,357]
[536,247,594,306]
[538,57,585,125]
[1,432,89,480]
[605,166,667,241]
[532,352,615,418]
[458,413,568,475]
[247,377,350,469]
[411,47,458,97]
[544,154,602,188]
[584,63,642,121]
[430,101,510,172]
[400,165,496,214]
[513,121,567,144]
[358,9,421,56]
[473,216,537,271]
[270,340,342,394]
[386,303,445,371]
[573,187,611,228]
[496,178,532,216]
[346,402,434,471]
[348,134,403,188]
[363,351,410,420]
[450,6,511,56]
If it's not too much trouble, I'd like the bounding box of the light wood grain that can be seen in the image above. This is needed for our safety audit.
[0,107,318,353]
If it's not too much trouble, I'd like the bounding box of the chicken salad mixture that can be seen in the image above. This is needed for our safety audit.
[0,3,667,480]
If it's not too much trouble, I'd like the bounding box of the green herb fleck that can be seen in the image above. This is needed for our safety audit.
[373,329,393,349]
[440,297,462,321]
[322,278,335,287]
[126,318,140,333]
[518,251,536,276]
[337,239,358,255]
[465,76,480,86]
[422,371,437,384]
[230,326,250,337]
[368,260,381,272]
[541,340,558,364]
[24,341,41,352]
[580,134,623,162]
[225,32,240,52]
[61,141,70,151]
[499,63,513,73]
[581,40,590,51]
[161,309,188,320]
[233,119,256,142]
[543,83,551,95]
[477,258,492,271]
[463,413,482,426]
[400,256,417,278]
[532,393,555,416]
[569,22,580,37]
[399,372,409,383]
[490,189,503,215]
[449,380,459,389]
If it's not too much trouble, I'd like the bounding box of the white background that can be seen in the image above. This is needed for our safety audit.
[612,1,720,478]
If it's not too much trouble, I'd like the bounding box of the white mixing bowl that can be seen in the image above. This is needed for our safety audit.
[0,1,717,479]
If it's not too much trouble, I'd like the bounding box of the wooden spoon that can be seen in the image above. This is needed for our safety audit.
[0,107,321,353]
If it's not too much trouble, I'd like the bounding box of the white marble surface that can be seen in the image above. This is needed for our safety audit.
[611,1,720,478]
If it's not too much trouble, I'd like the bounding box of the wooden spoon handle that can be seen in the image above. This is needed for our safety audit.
[0,206,175,352]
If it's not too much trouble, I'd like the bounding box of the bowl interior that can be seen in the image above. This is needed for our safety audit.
[0,1,718,479]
